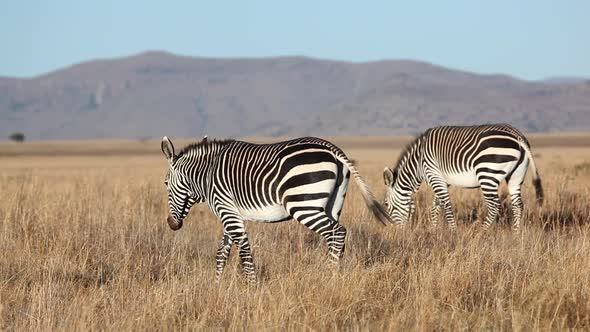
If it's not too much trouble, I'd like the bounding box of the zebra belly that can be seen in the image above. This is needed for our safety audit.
[238,204,291,223]
[444,171,479,188]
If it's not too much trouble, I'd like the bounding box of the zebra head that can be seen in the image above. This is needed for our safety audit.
[383,167,411,225]
[161,136,203,231]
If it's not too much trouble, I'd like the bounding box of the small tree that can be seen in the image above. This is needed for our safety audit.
[9,132,25,142]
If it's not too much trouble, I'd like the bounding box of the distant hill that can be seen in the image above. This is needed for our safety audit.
[541,76,589,85]
[1,51,589,140]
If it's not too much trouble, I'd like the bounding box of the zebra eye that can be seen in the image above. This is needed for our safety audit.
[164,180,168,186]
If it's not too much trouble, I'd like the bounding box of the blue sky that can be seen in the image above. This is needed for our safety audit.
[2,0,589,80]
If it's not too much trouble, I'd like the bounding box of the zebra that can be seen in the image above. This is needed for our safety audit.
[382,124,544,231]
[161,136,391,283]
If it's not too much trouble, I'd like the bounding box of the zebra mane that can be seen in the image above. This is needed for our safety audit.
[177,139,236,158]
[392,130,429,174]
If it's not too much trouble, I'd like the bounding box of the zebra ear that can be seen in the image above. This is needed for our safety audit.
[161,136,175,162]
[383,167,394,186]
[201,135,208,144]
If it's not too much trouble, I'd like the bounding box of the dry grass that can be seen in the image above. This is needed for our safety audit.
[1,137,590,331]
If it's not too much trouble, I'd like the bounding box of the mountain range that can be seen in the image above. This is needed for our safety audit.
[1,51,589,140]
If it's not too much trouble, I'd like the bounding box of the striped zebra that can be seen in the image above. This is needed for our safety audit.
[382,124,544,231]
[161,136,391,283]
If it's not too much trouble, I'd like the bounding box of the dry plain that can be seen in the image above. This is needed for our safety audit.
[1,135,589,330]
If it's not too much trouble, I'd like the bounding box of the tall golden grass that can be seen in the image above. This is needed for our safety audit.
[1,138,589,330]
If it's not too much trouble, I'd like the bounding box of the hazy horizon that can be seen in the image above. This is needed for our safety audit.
[3,50,589,83]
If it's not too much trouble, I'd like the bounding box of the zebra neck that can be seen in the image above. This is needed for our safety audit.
[395,138,425,185]
[179,143,228,198]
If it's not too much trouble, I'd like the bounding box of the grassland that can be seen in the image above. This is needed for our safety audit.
[1,135,589,330]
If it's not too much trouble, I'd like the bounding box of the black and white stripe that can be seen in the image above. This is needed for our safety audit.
[162,136,391,283]
[383,124,544,231]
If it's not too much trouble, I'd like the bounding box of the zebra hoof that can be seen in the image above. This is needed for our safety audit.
[245,277,258,287]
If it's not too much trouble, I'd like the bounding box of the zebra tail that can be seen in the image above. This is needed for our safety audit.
[331,151,393,225]
[520,139,544,206]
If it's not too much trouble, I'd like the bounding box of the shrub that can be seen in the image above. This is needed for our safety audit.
[9,132,25,142]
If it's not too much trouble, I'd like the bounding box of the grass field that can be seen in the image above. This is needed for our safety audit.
[1,136,590,330]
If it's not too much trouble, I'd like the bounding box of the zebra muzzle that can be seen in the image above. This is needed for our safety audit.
[167,215,183,231]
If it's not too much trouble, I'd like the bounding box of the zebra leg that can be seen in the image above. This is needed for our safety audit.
[293,210,347,263]
[507,173,527,232]
[235,234,256,284]
[408,195,416,222]
[508,185,523,232]
[431,182,457,230]
[480,184,500,230]
[430,196,441,227]
[220,213,256,284]
[507,154,529,232]
[215,233,232,282]
[327,223,347,262]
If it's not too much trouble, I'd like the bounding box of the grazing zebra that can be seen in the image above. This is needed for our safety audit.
[161,136,391,283]
[382,124,544,231]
